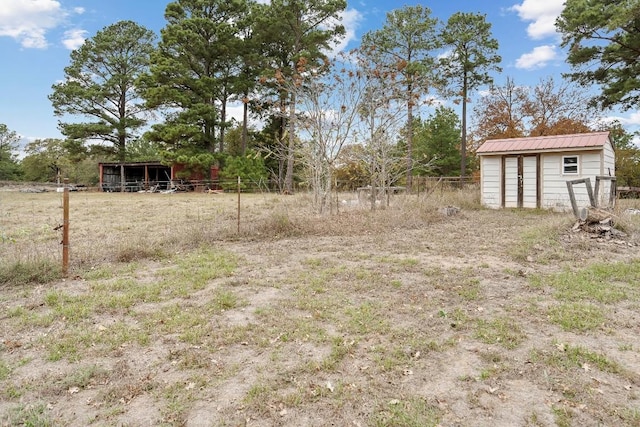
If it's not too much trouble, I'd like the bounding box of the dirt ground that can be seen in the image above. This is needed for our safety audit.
[1,190,640,426]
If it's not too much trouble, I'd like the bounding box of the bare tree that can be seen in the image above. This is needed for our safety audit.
[470,77,529,145]
[360,6,439,191]
[471,77,601,151]
[524,77,599,136]
[352,49,410,209]
[281,54,365,213]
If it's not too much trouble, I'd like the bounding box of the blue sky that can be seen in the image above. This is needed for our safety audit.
[1,0,638,149]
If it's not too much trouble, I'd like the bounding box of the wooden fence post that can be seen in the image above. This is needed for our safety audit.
[62,178,70,276]
[237,176,241,234]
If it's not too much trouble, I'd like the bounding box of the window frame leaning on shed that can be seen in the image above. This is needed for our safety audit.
[476,132,615,211]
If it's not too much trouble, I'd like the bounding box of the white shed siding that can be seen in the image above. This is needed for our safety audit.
[581,151,602,177]
[523,156,537,208]
[603,141,615,176]
[541,152,601,211]
[481,156,501,209]
[504,157,518,208]
[478,133,614,211]
[542,155,568,209]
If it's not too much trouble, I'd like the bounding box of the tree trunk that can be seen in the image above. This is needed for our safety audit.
[284,92,296,194]
[460,75,468,179]
[219,88,227,153]
[406,88,414,191]
[241,93,249,155]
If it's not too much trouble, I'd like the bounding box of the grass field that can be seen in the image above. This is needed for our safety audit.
[1,188,640,426]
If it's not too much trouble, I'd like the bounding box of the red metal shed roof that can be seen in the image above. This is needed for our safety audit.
[476,132,610,155]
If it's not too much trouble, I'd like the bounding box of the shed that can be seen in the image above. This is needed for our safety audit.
[99,161,172,192]
[98,161,219,192]
[476,132,615,211]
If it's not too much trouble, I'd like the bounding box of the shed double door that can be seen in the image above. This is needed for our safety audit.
[503,155,539,208]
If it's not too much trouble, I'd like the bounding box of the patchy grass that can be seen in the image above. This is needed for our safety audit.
[0,359,11,381]
[370,398,442,427]
[549,302,606,332]
[512,223,564,263]
[530,261,640,303]
[531,342,622,374]
[1,191,639,425]
[1,403,53,426]
[474,317,526,349]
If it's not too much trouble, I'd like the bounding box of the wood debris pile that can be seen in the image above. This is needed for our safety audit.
[571,207,626,239]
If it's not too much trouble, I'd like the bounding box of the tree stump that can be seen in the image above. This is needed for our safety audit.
[578,207,614,224]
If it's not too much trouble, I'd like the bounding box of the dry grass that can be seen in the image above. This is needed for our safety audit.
[0,189,467,272]
[1,187,640,426]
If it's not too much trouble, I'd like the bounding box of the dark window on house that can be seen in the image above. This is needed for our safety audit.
[562,156,578,175]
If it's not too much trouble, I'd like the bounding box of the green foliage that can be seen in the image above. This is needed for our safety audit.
[361,6,438,89]
[219,150,268,190]
[70,158,101,185]
[0,123,23,181]
[55,364,108,394]
[334,144,370,190]
[125,138,163,162]
[224,124,259,157]
[258,0,347,193]
[438,12,501,177]
[557,0,640,111]
[25,138,90,182]
[345,302,389,335]
[49,21,156,161]
[616,145,640,188]
[20,138,102,184]
[438,13,501,97]
[605,121,640,187]
[361,5,439,187]
[413,106,462,176]
[163,148,218,180]
[141,0,249,153]
[0,359,10,381]
[20,138,67,182]
[266,0,346,59]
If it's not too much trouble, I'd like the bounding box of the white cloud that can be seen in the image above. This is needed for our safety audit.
[327,8,364,55]
[62,29,87,50]
[515,45,558,70]
[510,0,564,40]
[604,111,640,127]
[73,7,85,15]
[226,102,265,129]
[624,111,640,126]
[0,0,67,48]
[437,49,453,60]
[598,112,640,147]
[341,9,363,47]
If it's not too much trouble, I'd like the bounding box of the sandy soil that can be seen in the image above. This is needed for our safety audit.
[1,192,640,426]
